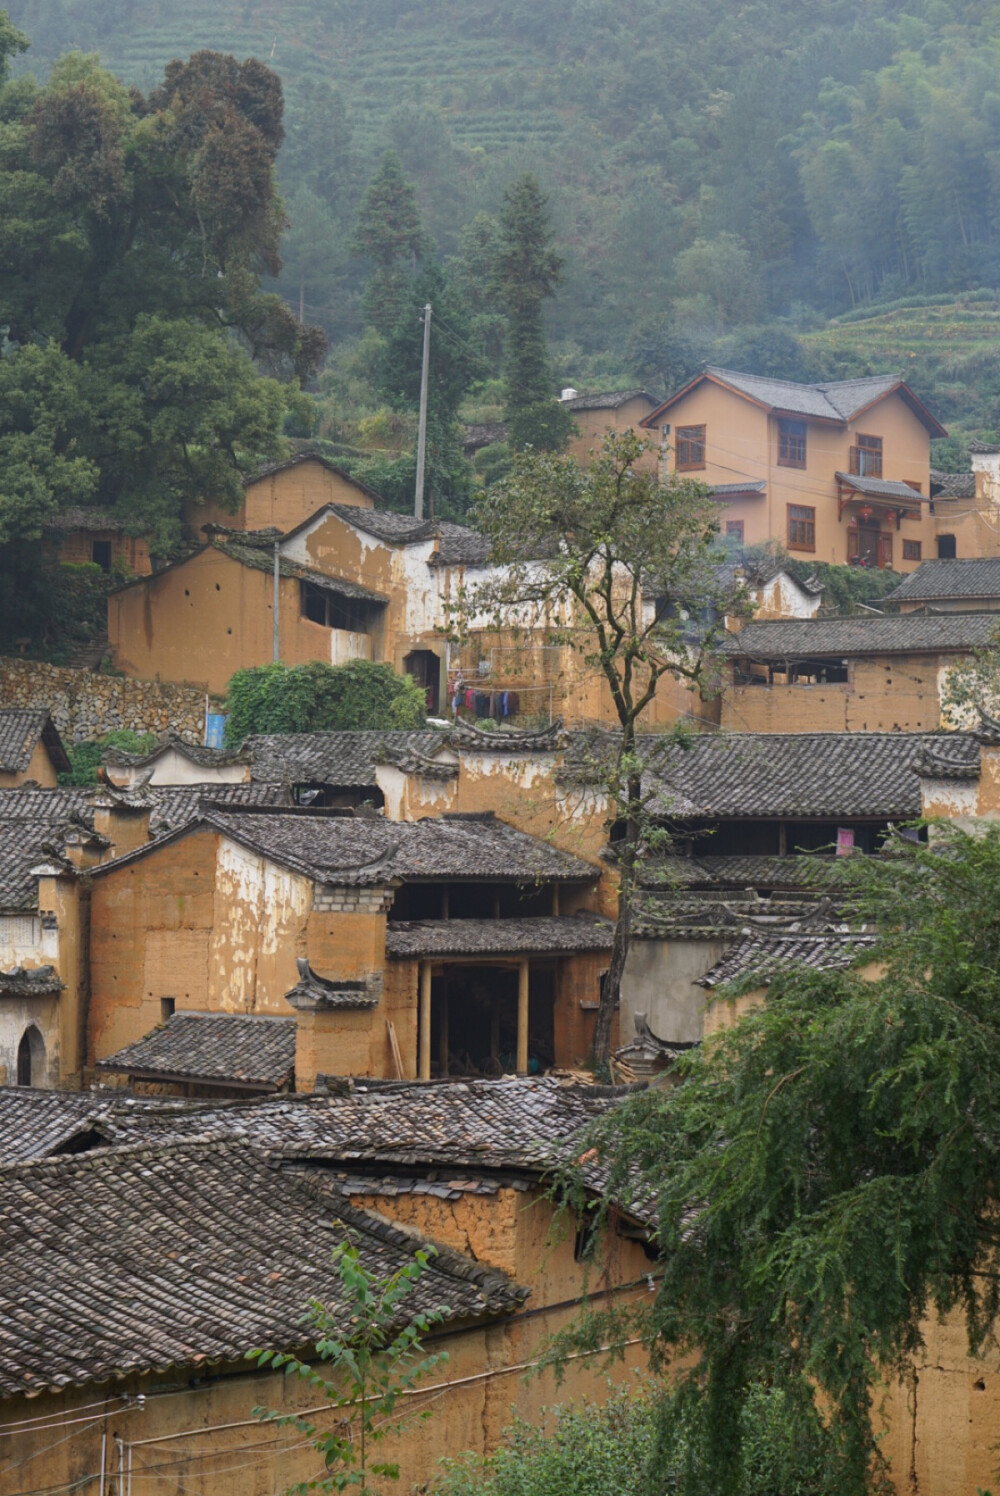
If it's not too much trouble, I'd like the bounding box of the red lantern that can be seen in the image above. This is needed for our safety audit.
[858,505,874,521]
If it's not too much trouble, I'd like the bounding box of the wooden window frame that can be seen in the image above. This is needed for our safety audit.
[902,538,922,561]
[787,503,816,553]
[675,424,706,471]
[725,520,745,543]
[850,434,883,478]
[777,418,807,469]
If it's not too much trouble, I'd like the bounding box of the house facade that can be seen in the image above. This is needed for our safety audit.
[641,367,947,571]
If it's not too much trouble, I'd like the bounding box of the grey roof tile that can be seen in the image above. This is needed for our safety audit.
[96,1012,297,1088]
[889,558,1000,603]
[707,367,901,422]
[696,931,876,987]
[930,468,976,498]
[643,731,979,820]
[710,480,767,497]
[386,914,614,958]
[246,729,444,785]
[560,388,657,412]
[0,820,75,910]
[0,1139,524,1395]
[835,471,930,501]
[102,732,248,769]
[723,613,999,658]
[0,710,69,775]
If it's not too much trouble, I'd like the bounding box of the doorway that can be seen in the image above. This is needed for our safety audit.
[404,649,440,715]
[16,1025,46,1087]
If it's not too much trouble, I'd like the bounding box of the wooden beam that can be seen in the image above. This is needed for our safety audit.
[418,961,432,1081]
[517,958,529,1076]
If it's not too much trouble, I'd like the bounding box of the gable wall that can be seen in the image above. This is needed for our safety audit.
[564,395,659,464]
[721,650,957,734]
[183,459,375,536]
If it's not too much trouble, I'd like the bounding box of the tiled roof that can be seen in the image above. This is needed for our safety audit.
[146,782,293,835]
[930,468,976,498]
[643,731,980,819]
[44,507,123,531]
[245,449,384,502]
[386,914,614,958]
[0,710,69,775]
[632,890,831,938]
[246,729,444,784]
[638,854,843,892]
[0,964,62,995]
[97,1012,296,1088]
[560,388,657,412]
[835,472,930,502]
[889,558,1000,603]
[969,439,1000,455]
[696,931,877,988]
[723,613,999,658]
[0,1089,121,1165]
[0,820,74,910]
[102,732,248,769]
[710,480,767,498]
[321,506,493,566]
[94,807,599,887]
[221,536,388,604]
[99,1075,636,1175]
[462,420,508,451]
[0,1139,523,1395]
[285,958,380,1011]
[0,788,93,821]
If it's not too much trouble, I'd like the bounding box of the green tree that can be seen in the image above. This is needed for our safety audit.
[458,431,749,1067]
[563,821,1000,1495]
[493,174,573,452]
[60,728,157,786]
[0,34,323,562]
[224,659,427,745]
[252,1239,449,1494]
[353,149,428,336]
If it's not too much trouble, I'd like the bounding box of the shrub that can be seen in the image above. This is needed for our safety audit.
[223,659,427,745]
[59,729,158,786]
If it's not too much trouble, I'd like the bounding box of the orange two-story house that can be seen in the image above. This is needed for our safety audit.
[641,367,947,572]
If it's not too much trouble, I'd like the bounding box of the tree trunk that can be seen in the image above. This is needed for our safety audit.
[591,768,641,1073]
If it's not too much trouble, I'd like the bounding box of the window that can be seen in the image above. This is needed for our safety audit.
[850,435,883,478]
[160,997,176,1023]
[938,534,957,559]
[725,520,744,543]
[300,581,372,634]
[777,418,807,468]
[787,504,815,552]
[91,539,112,573]
[903,539,922,561]
[675,425,706,470]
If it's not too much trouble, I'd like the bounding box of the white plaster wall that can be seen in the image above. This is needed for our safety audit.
[0,915,57,969]
[331,629,372,665]
[0,993,59,1087]
[212,838,312,1010]
[761,572,822,619]
[621,937,730,1043]
[110,751,247,787]
[919,776,979,819]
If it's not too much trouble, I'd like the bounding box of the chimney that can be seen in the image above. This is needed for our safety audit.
[92,780,153,857]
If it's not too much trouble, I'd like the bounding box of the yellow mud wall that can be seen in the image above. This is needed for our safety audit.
[110,549,279,693]
[0,737,59,788]
[54,527,152,574]
[565,396,658,463]
[40,872,88,1086]
[88,829,219,1064]
[209,837,312,1015]
[554,951,616,1065]
[659,382,934,570]
[721,652,955,734]
[183,458,375,535]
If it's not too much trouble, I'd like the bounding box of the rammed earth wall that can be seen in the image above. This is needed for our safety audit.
[0,657,212,743]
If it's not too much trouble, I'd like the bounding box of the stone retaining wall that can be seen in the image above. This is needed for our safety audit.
[0,658,212,743]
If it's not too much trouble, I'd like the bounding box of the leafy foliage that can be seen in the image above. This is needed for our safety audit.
[223,659,427,745]
[561,823,1000,1495]
[252,1239,449,1494]
[0,36,322,559]
[458,431,750,1064]
[941,619,1000,728]
[59,728,157,786]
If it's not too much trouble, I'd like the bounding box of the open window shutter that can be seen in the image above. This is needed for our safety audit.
[878,532,893,568]
[847,526,859,563]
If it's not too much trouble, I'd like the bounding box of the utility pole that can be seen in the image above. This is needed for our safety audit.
[273,540,280,662]
[414,303,432,519]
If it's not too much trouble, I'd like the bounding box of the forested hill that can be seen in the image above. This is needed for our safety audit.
[9,0,1000,426]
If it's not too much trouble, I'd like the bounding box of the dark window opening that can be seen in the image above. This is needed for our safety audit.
[389,881,556,922]
[575,1212,600,1262]
[403,649,440,715]
[91,540,113,572]
[16,1026,44,1087]
[429,965,555,1078]
[903,539,922,561]
[725,520,745,543]
[160,997,176,1023]
[735,658,849,686]
[293,783,385,810]
[938,534,957,559]
[300,581,374,635]
[777,419,807,468]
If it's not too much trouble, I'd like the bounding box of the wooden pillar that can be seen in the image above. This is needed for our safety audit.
[439,971,450,1078]
[552,883,560,916]
[517,958,529,1076]
[418,961,432,1081]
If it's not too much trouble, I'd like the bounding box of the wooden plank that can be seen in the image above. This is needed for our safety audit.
[386,1019,404,1080]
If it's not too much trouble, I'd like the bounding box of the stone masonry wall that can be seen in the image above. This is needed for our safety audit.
[0,657,211,744]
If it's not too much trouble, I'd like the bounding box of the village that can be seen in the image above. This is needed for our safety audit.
[2,361,1000,1495]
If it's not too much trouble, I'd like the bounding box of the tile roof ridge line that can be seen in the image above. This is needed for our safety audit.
[0,1132,257,1178]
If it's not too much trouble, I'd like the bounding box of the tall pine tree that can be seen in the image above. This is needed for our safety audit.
[353,149,427,336]
[493,174,573,452]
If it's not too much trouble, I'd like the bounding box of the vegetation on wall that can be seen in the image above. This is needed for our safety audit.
[59,728,157,785]
[223,659,428,745]
[556,822,1000,1495]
